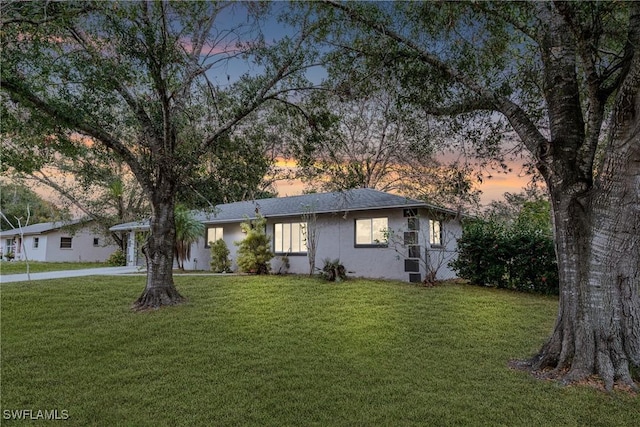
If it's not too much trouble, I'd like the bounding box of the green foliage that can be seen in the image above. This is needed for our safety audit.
[106,249,126,267]
[178,133,277,208]
[486,190,552,235]
[451,219,558,295]
[321,258,347,282]
[0,182,69,230]
[1,1,319,289]
[174,205,205,270]
[515,199,553,235]
[235,214,273,274]
[209,239,231,273]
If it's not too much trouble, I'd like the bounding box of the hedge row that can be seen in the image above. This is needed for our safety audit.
[450,220,559,295]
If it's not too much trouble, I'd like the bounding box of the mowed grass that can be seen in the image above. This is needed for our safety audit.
[1,276,638,426]
[0,261,107,275]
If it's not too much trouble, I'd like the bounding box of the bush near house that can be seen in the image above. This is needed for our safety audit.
[106,249,126,266]
[235,214,273,274]
[209,239,231,273]
[451,219,559,295]
[321,258,347,282]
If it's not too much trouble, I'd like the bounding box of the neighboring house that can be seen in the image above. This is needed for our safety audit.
[0,220,118,263]
[110,188,463,282]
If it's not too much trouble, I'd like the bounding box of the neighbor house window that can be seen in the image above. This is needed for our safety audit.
[60,237,72,249]
[429,220,442,246]
[93,238,100,247]
[274,222,307,254]
[33,237,39,249]
[355,218,388,246]
[205,227,224,248]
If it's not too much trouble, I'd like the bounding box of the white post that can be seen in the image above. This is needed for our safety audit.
[127,232,137,266]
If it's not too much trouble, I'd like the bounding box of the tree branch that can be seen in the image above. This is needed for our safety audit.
[322,0,549,163]
[66,24,159,145]
[198,35,316,153]
[0,78,149,193]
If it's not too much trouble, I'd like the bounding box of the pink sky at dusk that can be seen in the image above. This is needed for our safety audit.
[274,171,531,207]
[272,157,534,207]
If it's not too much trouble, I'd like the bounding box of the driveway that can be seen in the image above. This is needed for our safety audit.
[0,266,145,284]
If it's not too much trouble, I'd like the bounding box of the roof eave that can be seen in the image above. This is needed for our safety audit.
[201,202,456,224]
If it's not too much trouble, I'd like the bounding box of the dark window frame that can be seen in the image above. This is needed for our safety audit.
[273,222,308,255]
[354,217,389,248]
[60,237,73,249]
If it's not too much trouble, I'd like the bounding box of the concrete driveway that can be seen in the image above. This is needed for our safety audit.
[0,266,144,284]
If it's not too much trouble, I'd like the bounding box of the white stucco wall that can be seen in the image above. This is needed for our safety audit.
[183,207,462,282]
[184,222,245,272]
[12,227,118,263]
[19,235,48,262]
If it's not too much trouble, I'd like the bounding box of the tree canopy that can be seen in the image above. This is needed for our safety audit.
[317,0,640,390]
[288,83,480,209]
[0,182,69,230]
[1,0,322,308]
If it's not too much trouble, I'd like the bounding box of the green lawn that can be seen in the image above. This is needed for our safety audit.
[1,276,637,426]
[0,261,108,275]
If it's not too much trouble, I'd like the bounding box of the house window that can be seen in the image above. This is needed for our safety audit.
[429,220,442,246]
[93,238,100,247]
[355,217,388,246]
[33,237,39,249]
[205,227,224,248]
[274,222,307,254]
[60,237,73,249]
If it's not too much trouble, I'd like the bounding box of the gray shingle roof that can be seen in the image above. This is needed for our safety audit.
[0,219,85,238]
[110,188,455,231]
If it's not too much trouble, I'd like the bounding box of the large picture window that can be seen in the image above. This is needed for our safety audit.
[274,222,307,254]
[429,220,442,246]
[355,217,388,246]
[205,227,224,248]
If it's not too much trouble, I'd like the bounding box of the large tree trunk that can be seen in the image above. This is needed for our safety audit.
[133,189,184,310]
[526,66,640,391]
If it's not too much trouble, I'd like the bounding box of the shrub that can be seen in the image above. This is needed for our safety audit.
[450,221,508,288]
[235,214,273,274]
[505,228,559,295]
[209,239,231,273]
[275,255,290,274]
[106,249,126,266]
[321,258,347,282]
[450,219,559,295]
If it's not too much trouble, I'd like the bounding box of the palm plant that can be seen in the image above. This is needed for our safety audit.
[174,205,204,270]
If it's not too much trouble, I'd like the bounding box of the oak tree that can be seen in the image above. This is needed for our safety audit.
[1,1,319,309]
[322,0,639,390]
